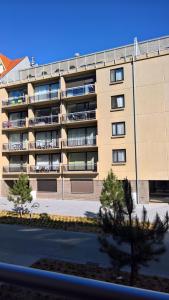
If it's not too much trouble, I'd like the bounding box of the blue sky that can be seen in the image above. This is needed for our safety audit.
[1,0,169,64]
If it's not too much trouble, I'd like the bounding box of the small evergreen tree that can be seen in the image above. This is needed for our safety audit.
[8,174,32,217]
[100,170,124,216]
[99,178,169,286]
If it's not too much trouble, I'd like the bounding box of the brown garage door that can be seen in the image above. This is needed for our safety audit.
[71,180,93,194]
[37,179,57,192]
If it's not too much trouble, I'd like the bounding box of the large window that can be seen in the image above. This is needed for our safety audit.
[9,111,27,121]
[8,89,26,99]
[9,133,28,149]
[35,106,59,118]
[36,131,58,148]
[34,83,59,101]
[67,127,96,146]
[67,100,96,113]
[68,152,97,171]
[110,68,124,83]
[36,154,60,167]
[111,95,125,109]
[112,122,125,136]
[112,149,126,163]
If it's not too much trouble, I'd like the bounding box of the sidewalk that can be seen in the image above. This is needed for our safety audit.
[0,197,169,221]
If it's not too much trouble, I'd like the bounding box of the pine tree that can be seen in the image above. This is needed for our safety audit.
[8,174,32,217]
[99,178,169,286]
[100,170,124,216]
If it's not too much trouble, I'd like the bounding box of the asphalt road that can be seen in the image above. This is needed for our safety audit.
[0,224,169,279]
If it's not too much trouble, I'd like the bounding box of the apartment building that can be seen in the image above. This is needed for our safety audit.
[0,36,169,203]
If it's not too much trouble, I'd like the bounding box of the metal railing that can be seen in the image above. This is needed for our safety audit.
[1,36,169,85]
[3,165,27,173]
[62,137,96,147]
[2,95,26,107]
[29,90,59,103]
[62,110,96,123]
[29,164,60,173]
[29,115,59,126]
[2,119,26,129]
[29,140,59,150]
[0,262,168,300]
[62,163,97,172]
[2,142,28,151]
[62,83,95,98]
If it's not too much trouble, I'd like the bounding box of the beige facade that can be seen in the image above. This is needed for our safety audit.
[0,36,169,203]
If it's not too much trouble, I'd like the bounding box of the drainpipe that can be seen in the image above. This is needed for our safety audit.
[131,56,139,204]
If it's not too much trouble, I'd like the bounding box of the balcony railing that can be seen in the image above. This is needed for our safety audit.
[2,142,28,151]
[29,140,59,150]
[2,119,26,129]
[29,164,60,173]
[62,137,96,147]
[2,95,26,107]
[62,163,97,172]
[29,115,59,126]
[29,91,59,103]
[0,36,165,85]
[62,83,95,98]
[62,110,96,123]
[3,165,27,173]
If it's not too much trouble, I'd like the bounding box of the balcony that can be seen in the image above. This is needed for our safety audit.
[29,91,59,104]
[29,140,59,150]
[62,110,96,124]
[62,84,95,99]
[62,163,97,172]
[29,164,60,173]
[62,137,97,148]
[2,119,27,130]
[3,165,27,173]
[2,142,28,152]
[2,96,27,108]
[29,115,59,128]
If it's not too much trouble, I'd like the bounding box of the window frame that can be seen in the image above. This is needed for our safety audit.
[112,149,126,163]
[112,122,125,136]
[111,94,125,110]
[110,68,124,83]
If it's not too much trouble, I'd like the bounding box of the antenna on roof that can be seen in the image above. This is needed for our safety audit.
[31,56,35,67]
[74,53,80,57]
[134,37,140,57]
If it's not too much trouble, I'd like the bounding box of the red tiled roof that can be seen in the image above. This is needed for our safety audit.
[0,54,24,78]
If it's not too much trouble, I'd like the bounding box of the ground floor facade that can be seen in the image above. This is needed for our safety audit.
[1,176,169,203]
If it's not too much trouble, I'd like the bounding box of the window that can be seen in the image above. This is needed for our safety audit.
[71,180,93,194]
[112,149,126,163]
[111,95,125,109]
[37,180,57,192]
[67,100,96,113]
[112,122,125,136]
[34,83,59,101]
[68,152,97,171]
[67,127,96,146]
[110,68,124,83]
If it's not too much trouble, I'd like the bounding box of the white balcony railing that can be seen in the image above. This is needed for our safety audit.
[29,140,59,150]
[2,142,28,151]
[1,36,168,85]
[29,164,60,173]
[2,95,26,107]
[3,165,27,173]
[62,137,96,147]
[62,163,97,172]
[29,115,59,126]
[62,84,95,98]
[62,110,96,123]
[2,119,26,129]
[29,91,59,103]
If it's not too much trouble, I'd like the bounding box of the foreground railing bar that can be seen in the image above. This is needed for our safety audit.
[0,262,168,300]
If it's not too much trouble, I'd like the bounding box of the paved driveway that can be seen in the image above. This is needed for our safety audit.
[0,224,169,278]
